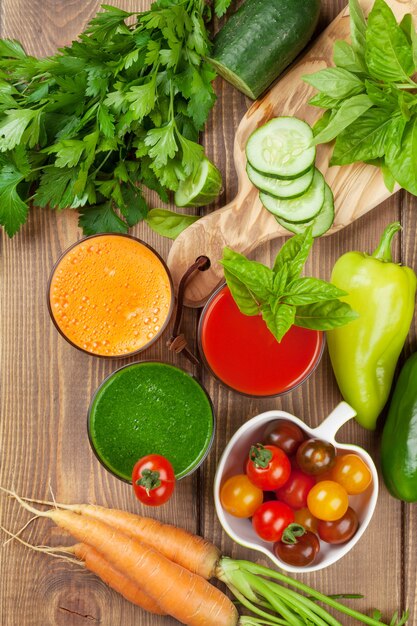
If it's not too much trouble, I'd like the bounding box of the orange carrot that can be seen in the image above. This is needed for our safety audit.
[2,492,221,579]
[67,543,165,615]
[15,499,238,626]
[64,504,220,580]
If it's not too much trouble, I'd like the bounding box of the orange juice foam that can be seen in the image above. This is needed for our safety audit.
[49,235,173,356]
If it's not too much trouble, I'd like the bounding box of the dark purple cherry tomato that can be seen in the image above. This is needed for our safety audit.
[296,439,336,475]
[274,531,320,567]
[317,507,359,544]
[276,469,316,510]
[263,420,305,455]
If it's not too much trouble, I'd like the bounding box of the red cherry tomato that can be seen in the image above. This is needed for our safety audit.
[317,507,359,544]
[296,439,336,475]
[263,420,305,455]
[274,531,320,567]
[252,501,294,542]
[276,469,316,510]
[132,454,175,506]
[220,474,263,518]
[246,444,291,491]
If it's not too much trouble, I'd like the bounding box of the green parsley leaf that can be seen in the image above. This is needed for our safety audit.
[0,164,29,237]
[78,201,129,235]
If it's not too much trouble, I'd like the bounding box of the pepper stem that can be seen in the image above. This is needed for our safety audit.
[371,222,402,262]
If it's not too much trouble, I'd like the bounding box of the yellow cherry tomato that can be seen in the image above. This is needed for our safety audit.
[331,454,372,495]
[294,507,318,534]
[307,480,349,521]
[220,474,263,518]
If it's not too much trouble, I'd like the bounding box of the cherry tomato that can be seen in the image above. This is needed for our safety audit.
[246,444,291,491]
[307,480,349,521]
[331,454,372,495]
[294,507,318,534]
[263,420,305,455]
[252,501,294,542]
[274,531,320,567]
[317,507,359,544]
[296,439,336,475]
[276,469,316,510]
[220,474,263,518]
[132,454,175,506]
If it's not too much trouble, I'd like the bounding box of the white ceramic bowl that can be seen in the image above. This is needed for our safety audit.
[214,402,378,573]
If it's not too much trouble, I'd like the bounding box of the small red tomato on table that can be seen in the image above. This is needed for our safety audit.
[132,454,175,506]
[246,443,291,490]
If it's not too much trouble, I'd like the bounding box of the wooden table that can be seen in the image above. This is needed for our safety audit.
[0,1,416,624]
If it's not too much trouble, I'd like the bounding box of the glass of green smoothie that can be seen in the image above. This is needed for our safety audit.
[87,361,215,482]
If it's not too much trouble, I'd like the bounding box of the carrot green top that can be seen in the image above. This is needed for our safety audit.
[49,235,173,356]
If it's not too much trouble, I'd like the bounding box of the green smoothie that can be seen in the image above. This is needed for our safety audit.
[88,362,214,481]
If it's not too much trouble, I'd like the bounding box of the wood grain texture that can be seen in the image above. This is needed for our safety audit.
[0,1,415,626]
[167,0,417,307]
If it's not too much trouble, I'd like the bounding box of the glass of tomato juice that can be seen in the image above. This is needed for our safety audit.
[47,233,174,358]
[198,284,324,397]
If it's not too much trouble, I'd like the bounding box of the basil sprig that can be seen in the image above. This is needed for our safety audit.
[220,227,358,342]
[303,0,417,196]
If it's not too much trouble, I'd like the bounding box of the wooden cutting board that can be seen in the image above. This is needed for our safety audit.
[167,0,416,308]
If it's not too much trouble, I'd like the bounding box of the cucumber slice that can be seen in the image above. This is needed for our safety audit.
[246,117,315,178]
[276,184,335,237]
[260,169,325,223]
[175,158,222,207]
[247,163,314,198]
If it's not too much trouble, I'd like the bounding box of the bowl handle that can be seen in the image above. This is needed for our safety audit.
[313,402,357,443]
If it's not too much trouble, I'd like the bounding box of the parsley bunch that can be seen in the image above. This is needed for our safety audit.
[0,0,230,237]
[304,0,417,196]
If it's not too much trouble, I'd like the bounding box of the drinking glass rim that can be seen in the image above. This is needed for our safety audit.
[47,233,175,359]
[197,283,325,399]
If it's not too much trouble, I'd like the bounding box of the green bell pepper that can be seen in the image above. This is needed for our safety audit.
[381,352,417,502]
[327,222,416,430]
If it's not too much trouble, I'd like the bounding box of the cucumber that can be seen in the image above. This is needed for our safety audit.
[276,183,335,237]
[246,118,315,179]
[174,158,222,207]
[259,169,325,223]
[209,0,320,99]
[247,163,314,198]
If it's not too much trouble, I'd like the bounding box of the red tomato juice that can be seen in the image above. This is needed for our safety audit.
[199,286,324,396]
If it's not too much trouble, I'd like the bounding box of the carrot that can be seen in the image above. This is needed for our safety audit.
[67,543,166,615]
[2,491,221,579]
[13,498,239,626]
[0,525,165,615]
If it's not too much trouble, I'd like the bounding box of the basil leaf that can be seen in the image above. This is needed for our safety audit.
[273,227,313,282]
[312,111,334,138]
[386,116,417,195]
[349,0,367,56]
[366,0,415,83]
[313,94,373,145]
[145,208,199,239]
[223,267,259,316]
[333,40,367,74]
[261,301,295,342]
[273,265,289,294]
[282,278,347,306]
[221,247,274,302]
[365,80,399,110]
[380,160,396,192]
[330,108,393,165]
[309,93,344,109]
[400,14,417,68]
[303,67,364,99]
[295,300,359,330]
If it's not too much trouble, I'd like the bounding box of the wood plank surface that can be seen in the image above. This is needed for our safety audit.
[0,1,414,626]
